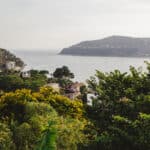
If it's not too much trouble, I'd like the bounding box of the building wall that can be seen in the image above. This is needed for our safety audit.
[6,61,16,70]
[45,83,60,92]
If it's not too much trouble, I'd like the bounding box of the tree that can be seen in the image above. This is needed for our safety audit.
[0,71,48,92]
[0,88,88,150]
[0,74,24,91]
[39,70,49,75]
[0,122,14,150]
[84,64,150,150]
[53,66,74,79]
[0,89,59,150]
[34,87,84,118]
[80,85,88,103]
[29,70,39,77]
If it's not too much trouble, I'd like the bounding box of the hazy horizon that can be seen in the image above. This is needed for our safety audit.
[1,0,150,51]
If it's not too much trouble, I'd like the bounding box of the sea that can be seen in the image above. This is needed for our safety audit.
[12,50,150,82]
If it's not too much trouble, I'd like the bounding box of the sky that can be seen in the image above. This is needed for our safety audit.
[0,0,150,50]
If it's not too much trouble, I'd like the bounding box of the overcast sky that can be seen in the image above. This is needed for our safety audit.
[0,0,150,50]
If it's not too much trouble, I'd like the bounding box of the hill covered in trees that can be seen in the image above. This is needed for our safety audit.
[0,48,24,71]
[60,36,150,57]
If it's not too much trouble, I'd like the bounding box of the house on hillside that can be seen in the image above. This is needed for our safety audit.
[6,61,16,70]
[15,66,23,72]
[0,60,24,72]
[21,71,31,78]
[0,49,25,72]
[87,93,97,106]
[5,61,24,72]
[65,82,84,99]
[44,83,60,92]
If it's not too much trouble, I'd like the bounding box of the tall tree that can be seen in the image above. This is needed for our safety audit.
[53,66,74,79]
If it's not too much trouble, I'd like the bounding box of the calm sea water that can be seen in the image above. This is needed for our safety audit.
[12,50,150,82]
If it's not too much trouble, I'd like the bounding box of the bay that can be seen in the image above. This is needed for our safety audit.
[12,50,150,82]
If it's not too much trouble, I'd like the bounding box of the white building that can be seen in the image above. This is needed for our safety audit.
[6,61,16,70]
[87,93,97,106]
[14,66,22,72]
[45,83,60,92]
[21,71,31,78]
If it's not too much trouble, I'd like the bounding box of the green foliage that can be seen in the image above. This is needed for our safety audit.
[79,85,88,103]
[57,78,73,88]
[53,66,74,79]
[57,118,87,150]
[51,66,74,89]
[0,122,14,150]
[30,70,40,77]
[24,70,48,91]
[39,70,49,75]
[0,74,24,91]
[33,87,84,118]
[36,121,57,150]
[2,63,150,150]
[0,71,48,92]
[85,64,150,150]
[0,87,87,150]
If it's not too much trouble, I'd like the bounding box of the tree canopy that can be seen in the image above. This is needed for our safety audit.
[84,63,150,150]
[53,66,74,79]
[0,63,150,150]
[0,87,88,150]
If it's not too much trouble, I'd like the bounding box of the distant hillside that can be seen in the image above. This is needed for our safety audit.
[0,48,25,71]
[60,36,150,57]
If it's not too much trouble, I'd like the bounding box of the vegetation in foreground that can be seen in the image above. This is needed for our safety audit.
[0,87,87,150]
[0,62,150,150]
